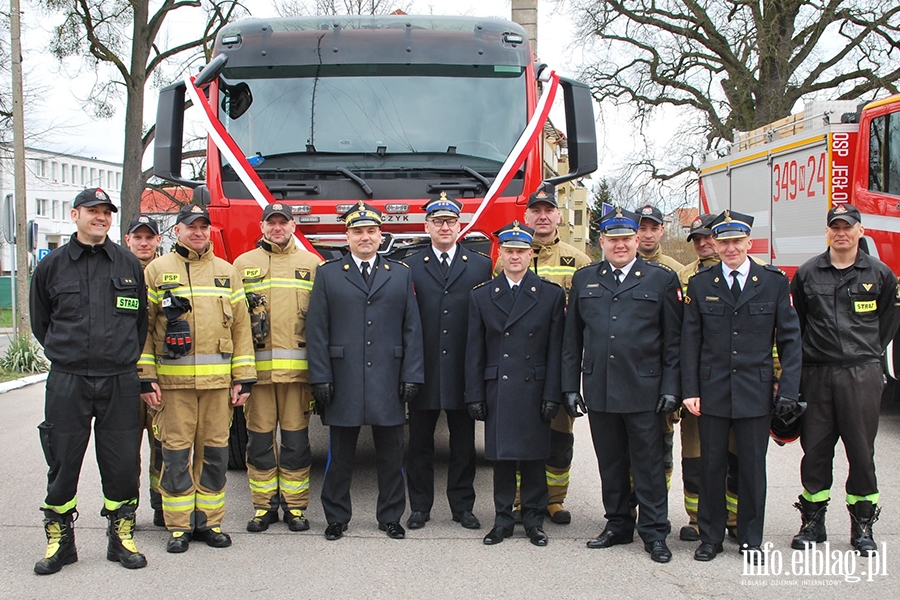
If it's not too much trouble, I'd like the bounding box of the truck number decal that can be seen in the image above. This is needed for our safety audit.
[773,152,826,202]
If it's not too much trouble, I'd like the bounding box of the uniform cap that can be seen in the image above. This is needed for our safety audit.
[126,214,160,235]
[710,210,753,239]
[598,206,639,237]
[340,201,382,228]
[73,188,117,212]
[827,203,861,226]
[493,220,535,248]
[686,212,716,241]
[526,184,558,208]
[262,202,294,221]
[637,204,663,224]
[422,191,462,219]
[175,203,211,225]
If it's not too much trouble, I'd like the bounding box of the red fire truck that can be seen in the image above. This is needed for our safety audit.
[698,94,900,384]
[152,15,598,466]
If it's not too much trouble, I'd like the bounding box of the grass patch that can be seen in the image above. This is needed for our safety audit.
[0,367,22,383]
[0,310,11,328]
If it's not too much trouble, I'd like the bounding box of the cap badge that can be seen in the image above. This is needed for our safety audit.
[272,203,283,210]
[724,210,732,224]
[834,204,847,214]
[535,189,548,199]
[191,205,203,213]
[138,216,149,223]
[642,206,653,215]
[95,189,108,200]
[692,217,702,228]
[439,191,448,201]
[615,206,623,217]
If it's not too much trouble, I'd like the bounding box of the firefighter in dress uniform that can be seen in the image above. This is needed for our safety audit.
[561,207,681,564]
[466,221,566,547]
[233,202,321,533]
[405,193,492,531]
[682,211,802,565]
[139,204,257,553]
[307,202,425,540]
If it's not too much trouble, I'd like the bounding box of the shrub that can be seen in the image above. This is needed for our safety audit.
[0,336,49,374]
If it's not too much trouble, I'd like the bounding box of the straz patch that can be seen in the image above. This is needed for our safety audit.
[243,268,262,279]
[296,269,311,280]
[116,296,140,311]
[214,277,231,288]
[161,273,181,284]
[854,300,877,313]
[561,256,575,266]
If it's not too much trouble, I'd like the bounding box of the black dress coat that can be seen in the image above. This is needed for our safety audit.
[681,260,802,418]
[465,269,565,461]
[407,245,492,411]
[561,257,683,412]
[307,254,424,427]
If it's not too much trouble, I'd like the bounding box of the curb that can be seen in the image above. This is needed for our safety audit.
[0,372,48,394]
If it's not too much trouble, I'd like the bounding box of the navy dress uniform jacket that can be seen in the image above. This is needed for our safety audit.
[307,254,425,427]
[407,245,492,411]
[562,257,682,411]
[681,261,802,417]
[465,269,565,461]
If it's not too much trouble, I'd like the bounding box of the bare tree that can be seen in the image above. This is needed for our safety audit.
[567,0,900,182]
[39,0,246,237]
[273,0,413,16]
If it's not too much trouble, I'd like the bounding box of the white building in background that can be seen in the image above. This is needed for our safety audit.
[0,144,123,275]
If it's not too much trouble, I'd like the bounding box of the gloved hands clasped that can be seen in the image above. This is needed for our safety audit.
[467,402,487,421]
[773,396,806,426]
[312,383,334,408]
[540,400,560,422]
[655,394,681,414]
[399,382,420,404]
[562,391,587,418]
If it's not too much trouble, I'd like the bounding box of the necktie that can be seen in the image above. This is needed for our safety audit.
[361,261,372,287]
[613,269,623,286]
[730,270,741,301]
[511,284,519,298]
[440,252,450,277]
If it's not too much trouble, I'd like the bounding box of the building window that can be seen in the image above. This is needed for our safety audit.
[61,164,67,183]
[36,198,49,216]
[51,162,59,181]
[52,200,60,220]
[62,201,70,216]
[574,210,583,226]
[116,172,121,189]
[90,168,97,186]
[81,167,87,185]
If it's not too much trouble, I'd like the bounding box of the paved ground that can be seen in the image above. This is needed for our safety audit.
[2,381,899,599]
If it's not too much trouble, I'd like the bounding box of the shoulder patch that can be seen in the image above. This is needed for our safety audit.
[646,261,673,272]
[763,264,787,277]
[472,280,490,290]
[476,250,491,259]
[386,258,410,268]
[323,256,343,265]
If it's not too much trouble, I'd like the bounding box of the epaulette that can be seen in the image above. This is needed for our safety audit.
[763,264,787,277]
[323,256,343,264]
[472,280,490,290]
[695,264,715,275]
[540,277,563,289]
[475,250,491,259]
[646,261,673,272]
[575,262,596,272]
[386,257,409,268]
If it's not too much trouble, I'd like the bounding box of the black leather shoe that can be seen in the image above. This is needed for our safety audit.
[452,511,481,530]
[324,522,347,540]
[194,526,231,548]
[526,526,549,547]
[644,540,672,563]
[379,522,406,539]
[679,525,700,541]
[740,544,765,565]
[586,530,633,549]
[694,542,724,561]
[407,511,430,529]
[483,526,513,545]
[166,531,191,554]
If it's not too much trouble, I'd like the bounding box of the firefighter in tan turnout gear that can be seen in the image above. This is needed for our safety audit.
[233,203,321,532]
[138,204,256,554]
[124,214,165,527]
[495,184,590,524]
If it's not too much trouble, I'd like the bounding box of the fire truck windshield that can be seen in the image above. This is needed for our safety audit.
[218,64,527,174]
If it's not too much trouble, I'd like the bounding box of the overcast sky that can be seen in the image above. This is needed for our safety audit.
[22,0,623,173]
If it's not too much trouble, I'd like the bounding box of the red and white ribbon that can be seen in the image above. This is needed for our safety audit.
[184,75,322,257]
[459,70,560,236]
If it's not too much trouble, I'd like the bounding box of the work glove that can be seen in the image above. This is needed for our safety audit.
[562,391,587,418]
[312,383,334,408]
[655,394,681,414]
[773,396,806,426]
[161,290,192,321]
[163,319,192,358]
[467,402,487,422]
[399,382,420,404]
[540,400,560,422]
[246,292,269,346]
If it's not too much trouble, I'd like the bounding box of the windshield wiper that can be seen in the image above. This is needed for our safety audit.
[253,165,373,197]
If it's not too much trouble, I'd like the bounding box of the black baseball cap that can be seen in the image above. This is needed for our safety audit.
[176,204,211,225]
[527,184,558,208]
[74,188,117,212]
[827,204,861,226]
[637,204,663,224]
[686,213,716,241]
[262,202,294,221]
[126,214,160,235]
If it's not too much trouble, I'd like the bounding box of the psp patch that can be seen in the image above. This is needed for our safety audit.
[161,273,181,284]
[243,268,262,279]
[116,296,140,311]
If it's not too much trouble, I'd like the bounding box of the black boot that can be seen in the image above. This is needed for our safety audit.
[34,509,78,575]
[791,496,828,549]
[104,505,148,569]
[848,501,880,556]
